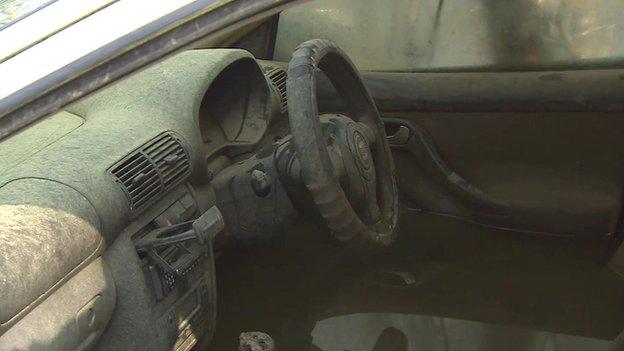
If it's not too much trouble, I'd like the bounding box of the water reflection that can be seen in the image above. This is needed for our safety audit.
[373,327,409,351]
[211,214,624,350]
[311,313,611,351]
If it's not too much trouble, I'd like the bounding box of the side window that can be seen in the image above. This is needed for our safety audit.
[274,0,624,71]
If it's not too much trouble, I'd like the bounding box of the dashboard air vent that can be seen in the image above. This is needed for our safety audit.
[111,132,191,212]
[144,133,190,189]
[266,68,287,113]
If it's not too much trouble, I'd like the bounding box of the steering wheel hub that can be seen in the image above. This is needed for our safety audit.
[354,131,372,166]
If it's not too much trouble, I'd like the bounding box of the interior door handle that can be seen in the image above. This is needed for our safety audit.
[386,125,410,145]
[384,118,510,217]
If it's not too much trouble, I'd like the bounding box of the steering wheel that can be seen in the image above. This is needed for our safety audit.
[286,39,399,248]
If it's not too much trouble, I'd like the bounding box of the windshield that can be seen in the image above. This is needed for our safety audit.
[275,0,624,72]
[0,0,55,30]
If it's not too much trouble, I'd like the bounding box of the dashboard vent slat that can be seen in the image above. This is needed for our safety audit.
[118,159,152,183]
[128,171,160,195]
[163,162,189,188]
[115,154,148,179]
[151,144,180,163]
[110,132,191,212]
[145,136,176,156]
[266,68,287,114]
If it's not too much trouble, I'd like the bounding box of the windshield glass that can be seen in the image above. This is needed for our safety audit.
[275,0,624,72]
[0,0,55,30]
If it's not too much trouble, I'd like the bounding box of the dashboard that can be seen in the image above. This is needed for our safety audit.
[0,49,288,351]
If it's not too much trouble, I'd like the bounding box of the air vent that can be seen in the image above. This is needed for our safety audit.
[111,132,191,212]
[266,68,287,113]
[143,133,190,189]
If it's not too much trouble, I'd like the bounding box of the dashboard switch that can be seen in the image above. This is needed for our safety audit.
[136,206,224,251]
[192,206,225,245]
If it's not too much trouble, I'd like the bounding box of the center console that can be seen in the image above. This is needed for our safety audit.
[131,190,221,351]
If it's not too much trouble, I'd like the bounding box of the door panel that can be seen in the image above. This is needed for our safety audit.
[385,112,624,238]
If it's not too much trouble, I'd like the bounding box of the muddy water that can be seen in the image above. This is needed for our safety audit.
[209,212,623,350]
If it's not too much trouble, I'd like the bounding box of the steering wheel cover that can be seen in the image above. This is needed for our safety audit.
[287,39,399,247]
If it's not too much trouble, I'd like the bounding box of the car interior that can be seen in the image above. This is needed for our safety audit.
[1,1,624,350]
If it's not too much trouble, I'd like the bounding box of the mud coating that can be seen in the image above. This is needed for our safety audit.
[0,48,273,349]
[0,178,102,329]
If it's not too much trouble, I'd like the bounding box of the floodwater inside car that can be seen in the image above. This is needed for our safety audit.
[310,314,610,351]
[211,210,624,350]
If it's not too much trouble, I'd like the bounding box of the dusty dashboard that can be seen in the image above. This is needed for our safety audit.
[0,47,289,351]
[69,49,287,351]
[109,52,287,351]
